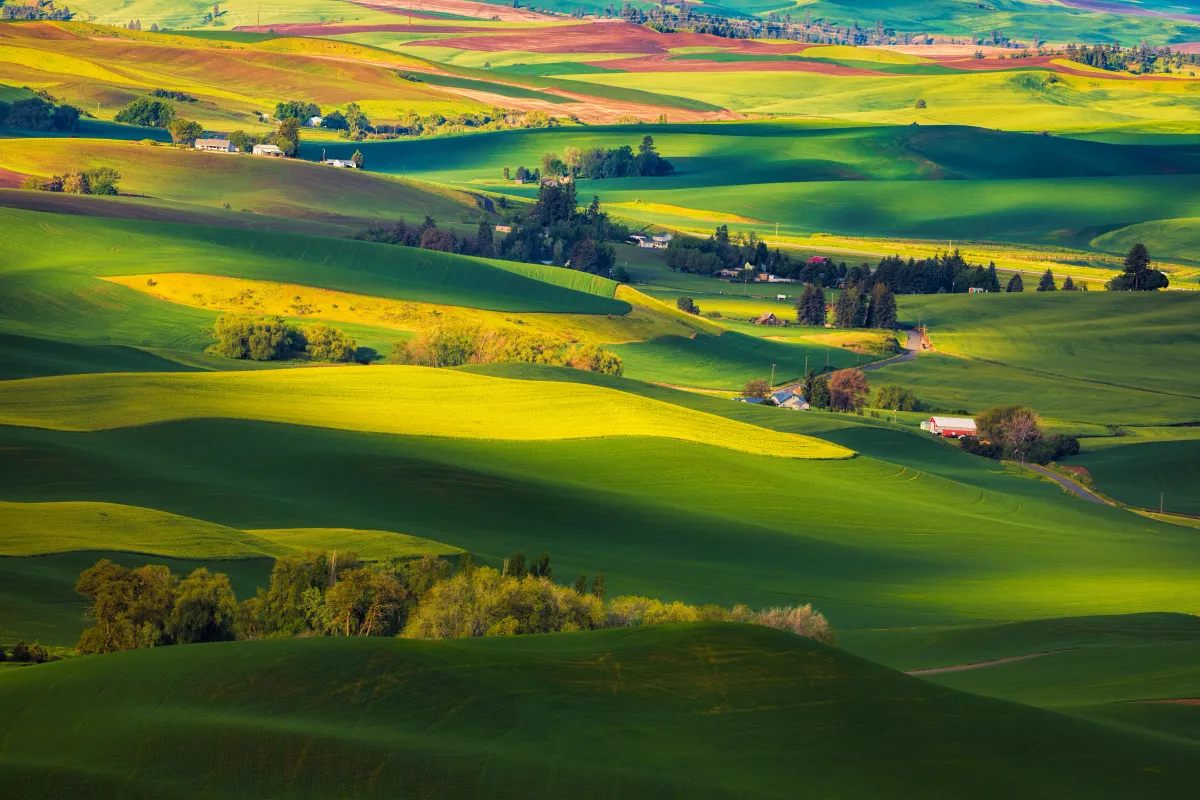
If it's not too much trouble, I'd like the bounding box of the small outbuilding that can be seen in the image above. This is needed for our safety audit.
[927,416,978,438]
[752,312,786,326]
[494,224,513,234]
[323,158,358,168]
[771,390,810,410]
[252,144,284,158]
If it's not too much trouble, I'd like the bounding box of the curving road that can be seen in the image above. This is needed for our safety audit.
[862,328,921,372]
[1025,464,1106,504]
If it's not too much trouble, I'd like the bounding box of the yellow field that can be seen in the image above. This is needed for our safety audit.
[105,273,713,343]
[810,45,932,65]
[0,500,460,559]
[609,201,762,224]
[0,367,852,459]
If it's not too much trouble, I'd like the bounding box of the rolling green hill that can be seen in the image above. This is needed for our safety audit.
[0,625,1196,798]
[1067,440,1200,516]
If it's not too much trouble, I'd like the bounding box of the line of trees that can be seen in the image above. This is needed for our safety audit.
[207,314,358,363]
[665,225,794,277]
[72,550,835,654]
[533,135,673,180]
[1,0,71,19]
[1066,43,1199,75]
[388,320,624,376]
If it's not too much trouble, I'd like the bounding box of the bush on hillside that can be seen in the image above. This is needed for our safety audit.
[207,314,301,361]
[167,118,204,145]
[1107,243,1169,291]
[301,323,358,363]
[115,98,176,128]
[829,368,870,412]
[968,405,1080,465]
[389,321,623,376]
[8,640,51,664]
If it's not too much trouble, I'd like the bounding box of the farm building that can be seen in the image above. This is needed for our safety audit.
[734,397,765,404]
[771,389,810,410]
[494,224,513,234]
[306,116,324,127]
[752,312,786,326]
[194,138,236,153]
[925,416,978,438]
[629,233,672,249]
[252,144,284,158]
[323,158,357,168]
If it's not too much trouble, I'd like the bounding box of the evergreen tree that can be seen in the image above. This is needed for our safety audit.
[796,284,826,326]
[834,285,864,328]
[1037,269,1057,292]
[1062,276,1076,291]
[505,552,527,579]
[1108,243,1168,291]
[1006,273,1024,293]
[870,283,897,329]
[984,262,1001,292]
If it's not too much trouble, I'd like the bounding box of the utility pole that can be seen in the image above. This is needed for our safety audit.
[771,363,776,386]
[804,355,809,376]
[1161,492,1165,514]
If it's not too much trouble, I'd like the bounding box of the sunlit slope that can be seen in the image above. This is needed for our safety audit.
[3,417,1198,628]
[1,625,1196,799]
[0,500,458,559]
[0,367,850,459]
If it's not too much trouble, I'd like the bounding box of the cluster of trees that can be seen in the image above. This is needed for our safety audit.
[207,314,358,363]
[1066,43,1199,75]
[3,94,80,132]
[274,100,320,121]
[74,550,835,653]
[858,253,1003,295]
[781,367,870,412]
[388,320,624,376]
[1108,244,1168,291]
[21,167,120,195]
[961,405,1080,465]
[386,107,557,138]
[354,187,626,278]
[530,136,673,180]
[665,226,793,277]
[1,0,71,19]
[675,296,700,315]
[0,640,51,663]
[151,88,196,103]
[114,97,176,128]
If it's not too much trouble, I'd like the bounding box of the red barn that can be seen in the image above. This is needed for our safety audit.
[927,416,977,438]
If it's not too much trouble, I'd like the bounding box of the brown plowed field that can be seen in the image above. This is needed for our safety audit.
[234,22,493,35]
[0,168,27,189]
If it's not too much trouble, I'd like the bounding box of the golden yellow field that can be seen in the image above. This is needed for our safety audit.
[0,367,852,459]
[106,274,714,344]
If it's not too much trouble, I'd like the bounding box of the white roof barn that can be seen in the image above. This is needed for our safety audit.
[194,138,236,153]
[252,144,284,157]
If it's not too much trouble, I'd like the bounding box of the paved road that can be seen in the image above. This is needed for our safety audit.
[1025,464,1107,504]
[862,328,920,372]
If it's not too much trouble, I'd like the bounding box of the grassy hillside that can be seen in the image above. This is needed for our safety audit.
[0,499,459,559]
[0,367,849,459]
[0,625,1196,798]
[0,138,482,228]
[2,415,1198,630]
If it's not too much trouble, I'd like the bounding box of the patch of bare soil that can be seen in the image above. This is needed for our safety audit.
[596,53,885,75]
[1138,698,1200,705]
[429,85,737,123]
[233,22,491,34]
[0,168,27,189]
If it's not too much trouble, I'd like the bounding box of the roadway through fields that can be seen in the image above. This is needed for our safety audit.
[861,328,920,371]
[1025,464,1107,504]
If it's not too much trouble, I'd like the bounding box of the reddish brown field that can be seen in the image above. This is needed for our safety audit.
[1175,42,1200,54]
[594,53,884,75]
[0,168,26,189]
[234,22,489,35]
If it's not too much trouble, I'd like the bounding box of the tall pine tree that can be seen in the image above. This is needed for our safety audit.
[1037,269,1057,292]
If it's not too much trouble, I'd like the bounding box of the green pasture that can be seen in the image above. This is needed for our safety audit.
[405,72,575,104]
[897,292,1200,400]
[0,332,194,380]
[1092,217,1200,267]
[1067,440,1200,516]
[50,0,401,32]
[3,412,1199,632]
[869,353,1200,425]
[1,626,1196,798]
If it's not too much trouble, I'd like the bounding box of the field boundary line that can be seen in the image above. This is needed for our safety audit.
[907,649,1072,675]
